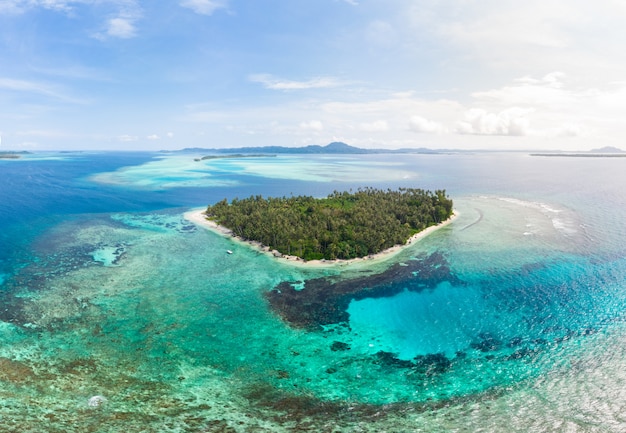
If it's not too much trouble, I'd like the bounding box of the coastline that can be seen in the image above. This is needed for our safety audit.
[184,208,458,268]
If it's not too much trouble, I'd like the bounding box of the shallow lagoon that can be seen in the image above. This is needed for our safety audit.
[1,152,625,431]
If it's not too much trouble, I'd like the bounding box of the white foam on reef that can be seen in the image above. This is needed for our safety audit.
[496,196,579,237]
[87,395,107,407]
[439,196,590,276]
[90,246,123,267]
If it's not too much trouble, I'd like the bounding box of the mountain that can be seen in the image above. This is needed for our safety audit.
[176,142,450,155]
[590,146,624,153]
[179,142,371,154]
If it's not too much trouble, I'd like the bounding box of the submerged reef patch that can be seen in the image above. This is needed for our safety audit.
[373,351,453,377]
[242,379,510,428]
[265,252,458,330]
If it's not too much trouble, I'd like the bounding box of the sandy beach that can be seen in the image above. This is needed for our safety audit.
[184,208,458,268]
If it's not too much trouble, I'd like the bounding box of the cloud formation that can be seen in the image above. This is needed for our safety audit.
[359,120,388,132]
[250,74,343,90]
[1,1,143,39]
[409,116,445,134]
[106,17,136,38]
[0,0,72,14]
[0,76,85,103]
[180,0,226,15]
[3,1,626,151]
[119,134,139,142]
[299,120,324,131]
[456,108,532,136]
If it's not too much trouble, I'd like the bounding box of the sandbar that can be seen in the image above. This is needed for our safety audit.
[184,208,458,268]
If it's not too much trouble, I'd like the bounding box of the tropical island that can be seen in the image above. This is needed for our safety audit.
[201,187,454,261]
[193,153,276,161]
[0,151,30,159]
[531,146,626,157]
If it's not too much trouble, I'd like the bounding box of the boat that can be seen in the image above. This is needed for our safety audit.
[226,250,233,254]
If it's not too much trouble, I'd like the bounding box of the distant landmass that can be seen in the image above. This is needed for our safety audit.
[178,141,626,156]
[0,151,30,159]
[589,146,624,153]
[531,146,626,158]
[176,141,445,155]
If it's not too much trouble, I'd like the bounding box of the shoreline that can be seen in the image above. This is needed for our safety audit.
[184,208,458,268]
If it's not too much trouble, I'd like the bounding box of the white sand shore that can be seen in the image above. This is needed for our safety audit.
[184,208,458,268]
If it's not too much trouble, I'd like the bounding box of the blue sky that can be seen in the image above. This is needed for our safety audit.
[1,0,626,151]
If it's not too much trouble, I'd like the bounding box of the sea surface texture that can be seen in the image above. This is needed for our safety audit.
[1,151,625,432]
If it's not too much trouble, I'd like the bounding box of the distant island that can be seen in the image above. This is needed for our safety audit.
[177,141,446,155]
[0,151,29,159]
[531,146,626,157]
[193,154,276,161]
[178,141,626,156]
[202,188,453,261]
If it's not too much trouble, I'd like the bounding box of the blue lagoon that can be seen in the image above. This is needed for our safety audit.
[1,151,625,431]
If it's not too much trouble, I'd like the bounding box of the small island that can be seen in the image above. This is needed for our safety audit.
[193,154,276,161]
[531,146,626,157]
[200,187,454,261]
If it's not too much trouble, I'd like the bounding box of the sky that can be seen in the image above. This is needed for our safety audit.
[1,0,626,151]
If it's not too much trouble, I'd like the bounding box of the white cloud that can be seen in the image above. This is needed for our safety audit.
[0,76,86,103]
[106,17,136,38]
[34,0,74,12]
[0,77,56,95]
[5,1,144,40]
[473,72,575,108]
[516,71,566,89]
[365,20,397,47]
[463,74,626,140]
[0,0,73,14]
[456,107,532,136]
[553,123,584,137]
[0,0,139,14]
[408,116,444,134]
[299,120,324,131]
[359,120,388,132]
[0,1,22,14]
[147,134,160,140]
[180,0,226,15]
[119,134,139,142]
[410,0,626,83]
[178,74,626,150]
[249,74,343,90]
[166,132,174,138]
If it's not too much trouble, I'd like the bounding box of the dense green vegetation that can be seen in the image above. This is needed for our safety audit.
[206,187,453,261]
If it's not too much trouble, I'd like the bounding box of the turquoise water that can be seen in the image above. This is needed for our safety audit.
[1,152,626,431]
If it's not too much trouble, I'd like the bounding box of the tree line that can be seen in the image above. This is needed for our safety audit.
[205,187,453,261]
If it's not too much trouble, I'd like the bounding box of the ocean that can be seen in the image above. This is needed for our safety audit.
[1,151,625,432]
